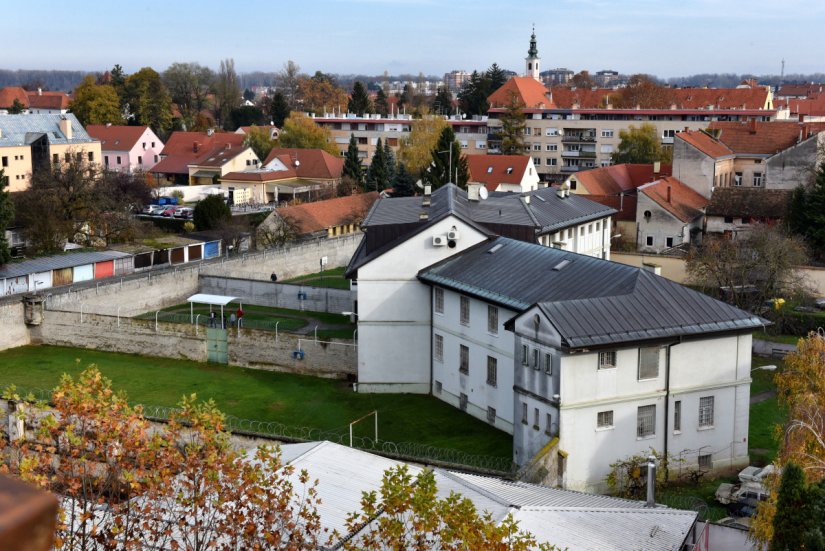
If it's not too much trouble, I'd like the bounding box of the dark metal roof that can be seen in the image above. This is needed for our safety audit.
[418,237,765,348]
[0,250,132,279]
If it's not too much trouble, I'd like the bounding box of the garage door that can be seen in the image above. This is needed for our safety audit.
[52,268,73,286]
[94,260,114,278]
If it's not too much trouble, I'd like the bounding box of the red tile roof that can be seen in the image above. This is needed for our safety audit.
[487,77,552,109]
[276,192,379,235]
[709,121,807,155]
[677,130,734,159]
[548,87,615,109]
[639,176,709,223]
[571,164,672,195]
[543,86,771,111]
[26,90,70,110]
[0,87,29,109]
[152,131,245,175]
[777,83,825,98]
[787,93,825,118]
[190,144,251,167]
[466,154,532,192]
[263,148,343,180]
[86,125,153,151]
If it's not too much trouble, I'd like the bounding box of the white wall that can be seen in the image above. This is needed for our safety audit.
[355,216,489,393]
[538,215,612,259]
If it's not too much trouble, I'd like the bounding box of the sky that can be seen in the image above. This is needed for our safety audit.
[4,0,824,79]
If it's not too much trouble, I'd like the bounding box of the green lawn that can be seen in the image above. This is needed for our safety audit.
[0,345,511,460]
[282,267,351,290]
[659,476,731,522]
[753,331,801,346]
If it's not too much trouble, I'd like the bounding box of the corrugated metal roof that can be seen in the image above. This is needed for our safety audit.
[0,250,131,279]
[0,113,95,147]
[419,237,765,347]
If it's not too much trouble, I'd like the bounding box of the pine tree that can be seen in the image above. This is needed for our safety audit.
[383,139,396,185]
[499,91,527,155]
[398,84,412,111]
[366,138,388,192]
[343,134,364,185]
[423,127,468,190]
[375,88,389,117]
[268,91,290,127]
[486,63,508,91]
[432,86,453,115]
[0,169,14,265]
[787,162,825,261]
[771,462,821,551]
[457,71,491,117]
[348,81,373,116]
[392,163,416,197]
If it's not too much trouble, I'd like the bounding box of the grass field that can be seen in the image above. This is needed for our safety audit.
[282,267,351,290]
[0,345,512,459]
[753,331,801,346]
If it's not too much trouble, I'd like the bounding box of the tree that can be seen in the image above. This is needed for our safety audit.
[348,81,373,116]
[279,112,339,155]
[8,98,25,114]
[336,465,558,550]
[0,169,13,265]
[244,126,277,162]
[614,74,673,109]
[162,62,215,130]
[343,134,364,186]
[770,462,825,551]
[243,88,255,102]
[486,63,508,91]
[786,161,825,262]
[296,75,348,115]
[431,86,453,116]
[457,71,490,117]
[213,58,242,129]
[122,67,173,136]
[499,91,527,155]
[392,162,416,197]
[366,138,388,192]
[229,104,265,129]
[399,116,448,175]
[374,87,389,116]
[267,91,290,127]
[606,449,672,500]
[569,70,595,89]
[69,75,123,126]
[397,83,413,111]
[193,193,231,231]
[611,123,672,164]
[686,226,809,310]
[275,60,302,110]
[383,139,396,185]
[423,126,469,190]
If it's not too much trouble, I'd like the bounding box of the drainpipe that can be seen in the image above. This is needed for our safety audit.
[663,338,682,481]
[429,287,434,394]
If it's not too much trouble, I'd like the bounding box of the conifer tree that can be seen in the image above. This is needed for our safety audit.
[375,88,389,117]
[0,169,14,265]
[348,81,373,116]
[383,139,396,185]
[422,127,468,190]
[366,138,388,192]
[343,134,364,186]
[392,163,416,197]
[432,86,453,115]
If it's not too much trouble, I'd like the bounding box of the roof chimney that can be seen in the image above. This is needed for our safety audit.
[642,262,662,276]
[666,185,672,204]
[653,161,661,175]
[193,141,200,152]
[749,118,758,134]
[522,194,531,205]
[225,143,231,150]
[646,455,657,507]
[58,117,72,140]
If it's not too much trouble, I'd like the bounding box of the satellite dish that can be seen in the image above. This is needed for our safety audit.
[415,179,424,190]
[294,160,301,167]
[479,187,489,200]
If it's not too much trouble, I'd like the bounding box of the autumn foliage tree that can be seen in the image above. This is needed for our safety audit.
[278,112,339,155]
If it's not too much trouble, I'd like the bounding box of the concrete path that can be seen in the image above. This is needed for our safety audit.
[752,338,797,358]
[750,390,777,405]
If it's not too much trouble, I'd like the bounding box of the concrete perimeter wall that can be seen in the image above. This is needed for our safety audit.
[0,302,31,351]
[34,310,356,378]
[200,276,354,314]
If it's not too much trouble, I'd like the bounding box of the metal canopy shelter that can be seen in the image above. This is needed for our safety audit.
[186,293,241,324]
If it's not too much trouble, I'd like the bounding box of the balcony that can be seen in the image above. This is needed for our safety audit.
[560,165,582,173]
[562,133,597,143]
[561,150,597,158]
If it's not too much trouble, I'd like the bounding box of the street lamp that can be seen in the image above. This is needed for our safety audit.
[436,148,453,185]
[751,364,777,373]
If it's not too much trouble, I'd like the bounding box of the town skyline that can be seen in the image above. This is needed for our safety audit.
[7,0,824,78]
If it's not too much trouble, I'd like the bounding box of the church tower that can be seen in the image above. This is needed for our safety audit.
[525,26,540,81]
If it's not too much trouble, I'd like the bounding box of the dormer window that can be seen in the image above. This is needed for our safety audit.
[487,167,493,173]
[506,167,513,174]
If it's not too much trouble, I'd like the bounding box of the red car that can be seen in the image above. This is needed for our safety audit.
[160,207,178,217]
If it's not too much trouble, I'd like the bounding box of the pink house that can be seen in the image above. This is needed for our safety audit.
[86,125,165,173]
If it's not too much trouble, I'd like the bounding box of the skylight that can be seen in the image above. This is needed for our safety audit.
[488,244,504,254]
[487,167,493,173]
[552,259,571,271]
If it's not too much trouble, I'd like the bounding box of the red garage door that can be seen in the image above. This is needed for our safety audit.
[94,260,114,278]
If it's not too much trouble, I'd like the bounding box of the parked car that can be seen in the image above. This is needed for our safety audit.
[738,464,776,484]
[143,204,166,215]
[160,206,178,217]
[173,207,193,219]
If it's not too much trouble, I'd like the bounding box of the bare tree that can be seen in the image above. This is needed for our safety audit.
[274,60,302,110]
[213,58,242,129]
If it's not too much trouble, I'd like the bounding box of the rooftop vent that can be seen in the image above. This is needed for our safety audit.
[486,166,493,173]
[506,167,513,174]
[552,259,571,271]
[488,244,504,254]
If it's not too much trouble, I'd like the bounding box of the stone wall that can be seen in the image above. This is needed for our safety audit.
[200,276,354,314]
[0,301,31,352]
[35,310,356,378]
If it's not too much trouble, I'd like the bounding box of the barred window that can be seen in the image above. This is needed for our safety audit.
[460,296,470,325]
[637,405,656,438]
[638,347,660,380]
[674,400,682,432]
[487,305,498,334]
[486,356,497,387]
[698,454,712,469]
[459,345,469,374]
[434,288,444,314]
[597,410,614,429]
[699,396,714,427]
[598,351,616,369]
[487,407,496,423]
[434,334,443,362]
[544,353,553,374]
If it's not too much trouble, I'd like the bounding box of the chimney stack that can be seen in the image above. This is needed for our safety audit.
[749,118,758,134]
[653,161,661,175]
[193,142,200,152]
[645,455,657,507]
[58,117,72,140]
[667,185,672,204]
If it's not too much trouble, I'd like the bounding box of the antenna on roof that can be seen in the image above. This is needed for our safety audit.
[415,179,424,190]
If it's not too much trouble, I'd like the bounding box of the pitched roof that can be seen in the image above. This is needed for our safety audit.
[466,154,532,191]
[571,164,673,195]
[190,144,251,167]
[86,125,153,151]
[275,192,379,235]
[152,131,245,175]
[419,237,764,348]
[26,90,70,110]
[0,250,131,279]
[786,93,825,118]
[709,121,806,155]
[676,129,734,159]
[262,148,343,180]
[0,113,95,147]
[671,87,771,110]
[487,77,552,109]
[584,194,637,223]
[548,86,615,109]
[706,188,793,218]
[0,87,29,109]
[777,83,825,98]
[638,176,709,223]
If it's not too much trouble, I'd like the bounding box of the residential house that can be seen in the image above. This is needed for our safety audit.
[345,183,613,394]
[26,89,70,114]
[465,154,540,193]
[417,237,762,490]
[259,191,379,241]
[704,188,793,237]
[86,125,164,173]
[234,125,280,140]
[0,87,29,113]
[187,143,258,186]
[0,113,101,192]
[150,131,246,185]
[636,176,709,253]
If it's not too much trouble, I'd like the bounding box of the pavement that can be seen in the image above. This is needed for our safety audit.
[752,338,797,359]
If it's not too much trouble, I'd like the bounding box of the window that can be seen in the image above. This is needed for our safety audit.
[116,156,122,165]
[435,380,442,394]
[65,153,70,162]
[532,143,541,151]
[87,152,94,162]
[597,410,614,429]
[533,408,540,429]
[666,237,674,248]
[1,156,7,167]
[521,344,529,366]
[459,345,469,374]
[53,153,59,164]
[698,454,712,469]
[104,156,110,166]
[674,400,682,432]
[662,129,675,138]
[76,152,82,161]
[459,393,468,411]
[638,347,660,380]
[525,127,532,136]
[151,141,156,148]
[533,157,541,166]
[734,172,742,186]
[579,227,584,236]
[601,129,614,138]
[142,142,147,150]
[588,224,593,234]
[487,407,496,423]
[487,305,498,334]
[138,155,143,165]
[434,288,444,314]
[546,128,559,136]
[598,351,616,369]
[637,405,656,438]
[753,172,763,187]
[545,413,553,435]
[546,158,557,166]
[154,155,159,162]
[460,296,470,325]
[595,222,600,231]
[646,236,654,246]
[544,353,553,374]
[521,403,528,424]
[434,334,443,362]
[485,356,498,386]
[532,349,540,370]
[699,396,714,427]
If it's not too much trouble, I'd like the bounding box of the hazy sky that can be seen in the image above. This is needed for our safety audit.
[6,0,824,78]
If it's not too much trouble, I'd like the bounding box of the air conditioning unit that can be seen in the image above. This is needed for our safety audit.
[432,235,447,247]
[447,230,460,241]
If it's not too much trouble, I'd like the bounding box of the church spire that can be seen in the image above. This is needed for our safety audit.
[525,26,541,81]
[528,25,538,57]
